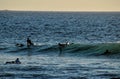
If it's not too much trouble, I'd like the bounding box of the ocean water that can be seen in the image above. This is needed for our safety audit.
[0,11,120,79]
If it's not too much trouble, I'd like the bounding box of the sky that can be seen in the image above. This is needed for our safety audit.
[0,0,120,11]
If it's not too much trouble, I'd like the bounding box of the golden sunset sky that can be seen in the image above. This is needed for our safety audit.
[0,0,120,11]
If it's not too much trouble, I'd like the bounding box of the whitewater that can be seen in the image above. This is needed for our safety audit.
[0,11,120,79]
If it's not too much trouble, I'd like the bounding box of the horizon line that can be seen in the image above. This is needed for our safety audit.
[0,9,120,12]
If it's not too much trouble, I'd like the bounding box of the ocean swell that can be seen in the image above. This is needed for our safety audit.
[1,43,120,58]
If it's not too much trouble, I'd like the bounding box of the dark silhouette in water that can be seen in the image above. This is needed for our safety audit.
[58,43,63,56]
[27,37,34,48]
[102,49,111,55]
[58,42,69,56]
[15,58,21,64]
[5,58,21,64]
[15,37,33,48]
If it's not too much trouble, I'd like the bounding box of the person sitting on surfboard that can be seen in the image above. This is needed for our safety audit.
[27,37,34,47]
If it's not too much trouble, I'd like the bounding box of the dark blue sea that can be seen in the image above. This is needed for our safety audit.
[0,11,120,79]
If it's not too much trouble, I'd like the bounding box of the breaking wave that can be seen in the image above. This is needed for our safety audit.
[1,42,120,58]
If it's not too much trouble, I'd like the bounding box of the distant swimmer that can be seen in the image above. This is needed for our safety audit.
[27,37,34,47]
[5,58,21,64]
[103,49,111,55]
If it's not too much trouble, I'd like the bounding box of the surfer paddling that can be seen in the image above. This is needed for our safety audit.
[5,58,21,64]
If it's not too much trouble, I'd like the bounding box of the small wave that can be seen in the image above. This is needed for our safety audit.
[36,43,120,57]
[1,43,120,58]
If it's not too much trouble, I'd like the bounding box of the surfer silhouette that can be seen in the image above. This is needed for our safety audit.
[5,58,21,64]
[15,58,21,64]
[58,42,69,56]
[103,49,111,55]
[58,43,63,54]
[27,37,33,47]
